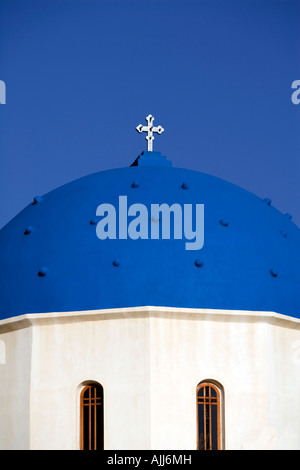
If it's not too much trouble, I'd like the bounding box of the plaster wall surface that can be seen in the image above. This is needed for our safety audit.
[0,307,299,450]
[0,326,32,450]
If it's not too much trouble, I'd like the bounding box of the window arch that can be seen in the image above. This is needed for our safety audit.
[80,382,104,450]
[197,381,223,450]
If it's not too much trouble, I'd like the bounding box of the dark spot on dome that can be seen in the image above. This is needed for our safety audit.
[32,196,43,205]
[38,267,48,277]
[219,220,229,227]
[270,269,278,278]
[195,259,203,267]
[279,230,288,238]
[90,218,98,225]
[284,213,292,220]
[113,259,120,267]
[181,182,189,190]
[263,197,272,206]
[131,181,140,188]
[24,226,35,235]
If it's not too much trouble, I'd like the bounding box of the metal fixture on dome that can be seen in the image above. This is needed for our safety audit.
[24,226,35,235]
[136,114,164,152]
[32,196,43,205]
[38,267,48,277]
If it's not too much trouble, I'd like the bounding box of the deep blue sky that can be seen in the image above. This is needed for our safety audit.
[0,0,299,229]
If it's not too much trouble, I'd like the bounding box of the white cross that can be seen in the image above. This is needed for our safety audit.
[136,114,164,151]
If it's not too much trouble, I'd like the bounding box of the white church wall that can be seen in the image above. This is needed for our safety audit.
[147,310,300,450]
[0,325,32,450]
[29,311,152,450]
[0,307,299,450]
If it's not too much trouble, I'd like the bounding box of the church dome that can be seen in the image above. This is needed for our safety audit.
[0,150,300,320]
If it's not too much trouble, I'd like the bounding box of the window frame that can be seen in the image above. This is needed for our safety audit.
[80,382,104,450]
[196,380,223,450]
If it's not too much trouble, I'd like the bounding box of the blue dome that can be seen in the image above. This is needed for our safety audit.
[0,151,300,320]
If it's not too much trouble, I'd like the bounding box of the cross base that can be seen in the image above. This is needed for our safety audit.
[130,151,172,168]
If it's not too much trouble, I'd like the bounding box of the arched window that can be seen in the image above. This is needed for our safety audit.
[197,381,223,450]
[80,383,104,450]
